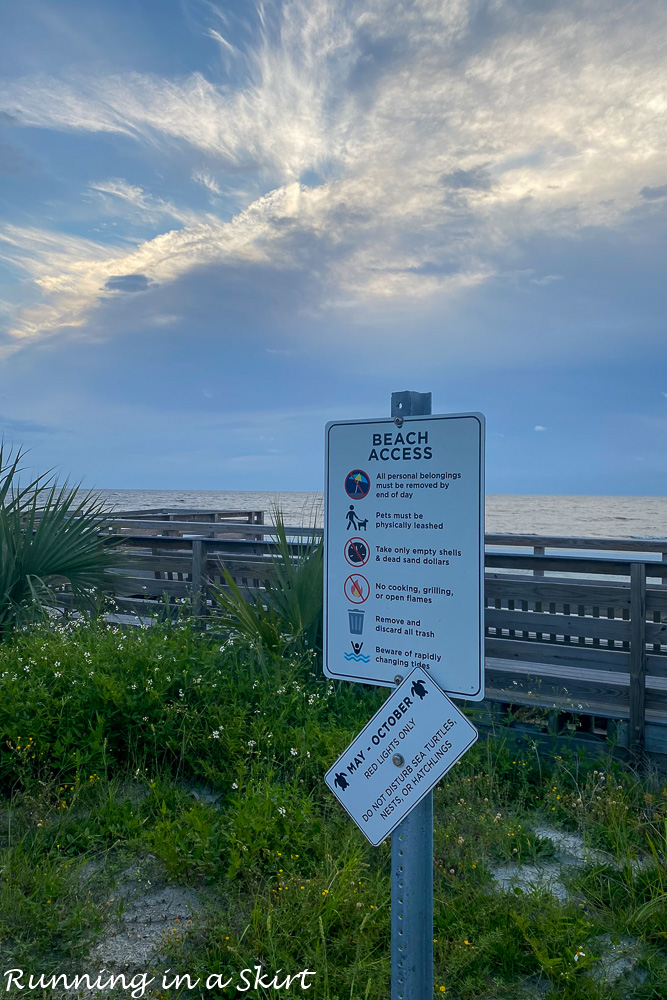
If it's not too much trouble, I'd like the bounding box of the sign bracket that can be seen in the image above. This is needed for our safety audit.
[391,390,432,418]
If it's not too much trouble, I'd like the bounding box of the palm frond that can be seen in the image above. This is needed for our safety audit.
[0,442,120,638]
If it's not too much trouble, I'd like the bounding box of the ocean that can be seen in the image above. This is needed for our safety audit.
[93,489,667,541]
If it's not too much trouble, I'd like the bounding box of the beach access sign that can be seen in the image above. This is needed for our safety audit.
[324,412,485,700]
[325,668,478,846]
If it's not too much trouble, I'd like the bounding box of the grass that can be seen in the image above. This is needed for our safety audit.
[1,616,667,998]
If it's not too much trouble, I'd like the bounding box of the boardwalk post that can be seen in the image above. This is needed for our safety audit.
[390,390,433,1000]
[629,562,647,753]
[191,539,207,622]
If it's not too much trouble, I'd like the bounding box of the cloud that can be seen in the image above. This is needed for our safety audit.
[104,273,155,293]
[1,0,667,345]
[530,274,563,285]
[192,170,222,195]
[534,425,546,431]
[640,183,667,200]
[89,178,197,224]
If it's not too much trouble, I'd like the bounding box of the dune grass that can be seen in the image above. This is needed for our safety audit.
[1,617,666,998]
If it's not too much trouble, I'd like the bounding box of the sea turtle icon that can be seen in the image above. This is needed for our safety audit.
[410,678,428,700]
[334,771,349,791]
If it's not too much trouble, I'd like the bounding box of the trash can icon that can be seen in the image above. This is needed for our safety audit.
[348,610,365,635]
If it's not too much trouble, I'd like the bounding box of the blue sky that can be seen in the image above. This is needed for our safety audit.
[0,0,665,494]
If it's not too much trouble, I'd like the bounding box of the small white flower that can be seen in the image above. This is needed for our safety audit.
[278,806,286,816]
[211,730,220,739]
[143,716,149,722]
[54,671,62,678]
[290,748,298,756]
[232,782,238,790]
[23,665,30,672]
[247,740,256,748]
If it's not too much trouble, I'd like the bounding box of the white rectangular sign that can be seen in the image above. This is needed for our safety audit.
[325,668,478,846]
[324,412,484,700]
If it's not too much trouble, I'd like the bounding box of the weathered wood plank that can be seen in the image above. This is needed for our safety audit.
[645,621,667,644]
[483,636,631,672]
[108,577,191,598]
[486,552,667,577]
[484,669,631,717]
[646,586,667,612]
[485,608,631,641]
[485,577,633,607]
[116,536,307,557]
[486,534,667,552]
[100,518,321,538]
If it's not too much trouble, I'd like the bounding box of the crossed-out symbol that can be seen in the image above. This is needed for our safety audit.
[344,537,370,567]
[344,574,370,604]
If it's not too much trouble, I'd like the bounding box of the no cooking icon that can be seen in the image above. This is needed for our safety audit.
[344,574,370,603]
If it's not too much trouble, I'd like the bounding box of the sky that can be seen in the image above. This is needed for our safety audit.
[0,0,666,495]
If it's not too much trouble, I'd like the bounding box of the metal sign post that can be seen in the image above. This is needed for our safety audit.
[323,389,485,1000]
[390,390,433,1000]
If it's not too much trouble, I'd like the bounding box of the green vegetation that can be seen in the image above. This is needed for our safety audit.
[211,508,323,656]
[0,445,117,641]
[1,616,667,999]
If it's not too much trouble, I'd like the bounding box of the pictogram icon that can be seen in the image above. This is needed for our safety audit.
[345,469,371,499]
[344,574,370,604]
[344,537,370,566]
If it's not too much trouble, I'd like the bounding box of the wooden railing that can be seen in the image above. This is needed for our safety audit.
[56,510,667,755]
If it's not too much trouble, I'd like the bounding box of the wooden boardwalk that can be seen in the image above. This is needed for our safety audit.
[60,509,667,755]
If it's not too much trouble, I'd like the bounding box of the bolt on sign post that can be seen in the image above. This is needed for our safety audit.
[323,391,485,1000]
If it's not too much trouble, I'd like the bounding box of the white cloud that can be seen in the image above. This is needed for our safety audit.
[1,0,666,344]
[192,170,222,195]
[534,425,546,431]
[89,178,198,225]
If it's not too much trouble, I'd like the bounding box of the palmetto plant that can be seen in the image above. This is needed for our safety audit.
[0,444,119,639]
[211,507,323,656]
